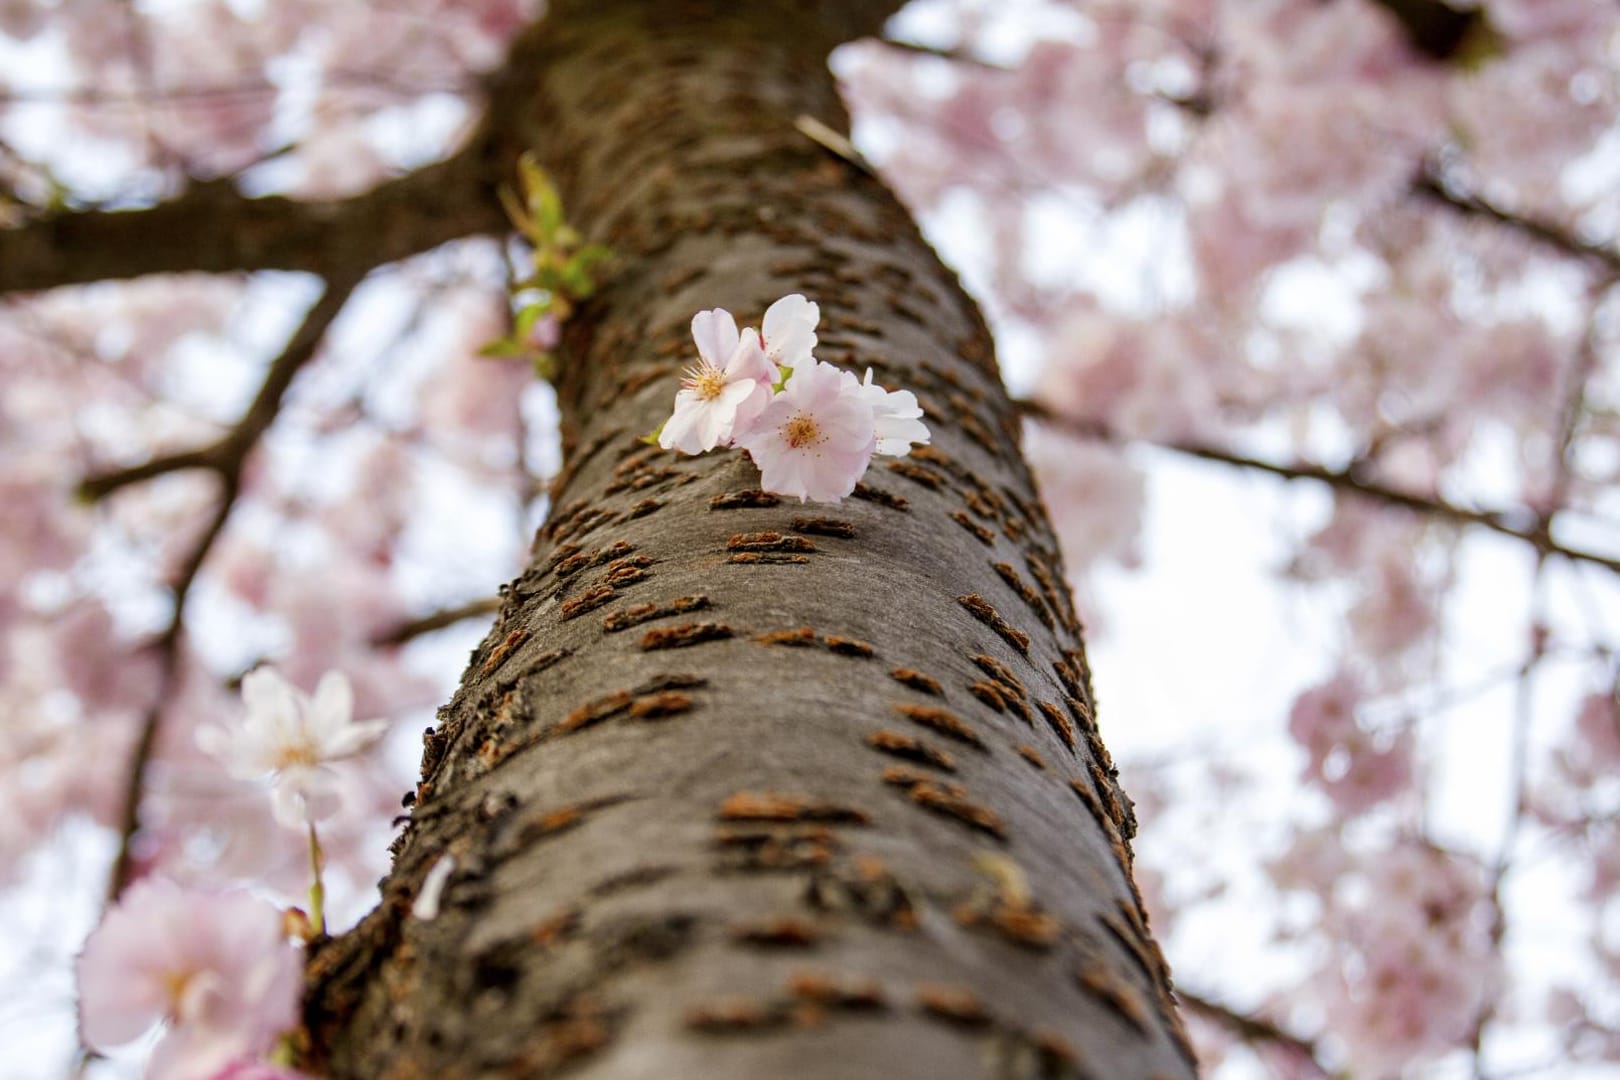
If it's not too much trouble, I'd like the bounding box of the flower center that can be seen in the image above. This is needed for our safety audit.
[784,413,821,449]
[271,740,320,771]
[161,968,201,1021]
[682,362,728,401]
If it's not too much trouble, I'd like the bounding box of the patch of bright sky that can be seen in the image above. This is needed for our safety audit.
[160,273,322,422]
[395,452,524,608]
[0,824,142,1080]
[1258,254,1375,346]
[888,0,1089,63]
[0,32,153,203]
[1021,191,1197,313]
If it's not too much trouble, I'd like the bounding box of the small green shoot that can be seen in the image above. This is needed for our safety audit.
[481,152,614,379]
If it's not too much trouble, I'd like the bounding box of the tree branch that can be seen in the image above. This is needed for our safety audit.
[373,596,502,646]
[1413,168,1620,277]
[872,38,1012,71]
[1020,401,1620,575]
[1369,0,1488,61]
[0,135,505,294]
[80,272,362,500]
[1177,989,1330,1076]
[103,273,360,900]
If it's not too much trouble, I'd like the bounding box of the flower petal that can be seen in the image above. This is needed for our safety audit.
[690,308,740,369]
[309,670,353,734]
[762,294,819,368]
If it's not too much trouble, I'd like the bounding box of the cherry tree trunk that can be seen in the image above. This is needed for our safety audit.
[306,3,1196,1077]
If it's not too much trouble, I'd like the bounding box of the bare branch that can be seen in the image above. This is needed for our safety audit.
[80,273,362,500]
[1178,989,1331,1076]
[1020,400,1620,576]
[1369,0,1489,61]
[1413,168,1620,277]
[374,597,502,646]
[873,38,1012,71]
[103,273,360,900]
[0,136,505,294]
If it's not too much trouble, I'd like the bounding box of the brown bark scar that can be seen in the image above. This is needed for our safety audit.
[480,629,530,676]
[889,668,943,695]
[957,593,1031,654]
[864,730,957,772]
[640,622,734,650]
[892,703,985,749]
[717,791,872,825]
[916,983,991,1027]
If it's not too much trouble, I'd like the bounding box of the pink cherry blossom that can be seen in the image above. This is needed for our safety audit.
[1312,841,1500,1072]
[1287,673,1362,765]
[1287,672,1414,814]
[1025,428,1144,573]
[658,308,776,454]
[76,877,302,1080]
[197,667,389,828]
[735,359,876,503]
[1555,690,1620,790]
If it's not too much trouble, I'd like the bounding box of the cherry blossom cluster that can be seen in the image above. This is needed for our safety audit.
[657,295,929,502]
[75,668,386,1080]
[1270,833,1501,1072]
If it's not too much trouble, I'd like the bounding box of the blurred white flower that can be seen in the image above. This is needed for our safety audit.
[197,667,388,828]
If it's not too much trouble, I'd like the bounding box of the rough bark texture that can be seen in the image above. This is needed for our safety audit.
[305,3,1196,1078]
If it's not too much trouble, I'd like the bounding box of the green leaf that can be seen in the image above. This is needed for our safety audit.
[498,186,532,237]
[514,303,547,338]
[640,422,666,446]
[478,337,527,359]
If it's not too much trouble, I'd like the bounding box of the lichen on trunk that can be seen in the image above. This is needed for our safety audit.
[305,3,1195,1077]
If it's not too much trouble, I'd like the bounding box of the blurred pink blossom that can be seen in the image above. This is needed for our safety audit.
[76,878,302,1080]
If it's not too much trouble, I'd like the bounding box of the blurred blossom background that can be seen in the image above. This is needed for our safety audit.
[2,0,1619,1076]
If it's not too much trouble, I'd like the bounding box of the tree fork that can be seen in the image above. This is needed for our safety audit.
[305,3,1196,1077]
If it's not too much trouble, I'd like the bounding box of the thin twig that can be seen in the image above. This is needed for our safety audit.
[1019,400,1620,576]
[1413,168,1620,278]
[374,596,503,646]
[873,38,1012,71]
[105,495,230,899]
[1468,292,1606,1073]
[1178,989,1331,1076]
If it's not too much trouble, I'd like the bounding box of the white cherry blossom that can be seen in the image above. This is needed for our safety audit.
[760,293,819,371]
[658,307,776,454]
[197,667,387,828]
[857,368,931,455]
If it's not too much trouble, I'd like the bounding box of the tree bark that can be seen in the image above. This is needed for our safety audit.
[305,3,1196,1078]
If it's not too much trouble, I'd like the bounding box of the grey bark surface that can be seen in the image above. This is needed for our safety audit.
[306,3,1197,1078]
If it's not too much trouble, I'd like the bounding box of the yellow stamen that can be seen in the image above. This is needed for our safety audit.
[681,362,728,401]
[272,741,319,770]
[161,969,196,1018]
[784,413,821,449]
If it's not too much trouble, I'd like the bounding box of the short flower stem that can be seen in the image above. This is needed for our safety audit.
[307,821,327,936]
